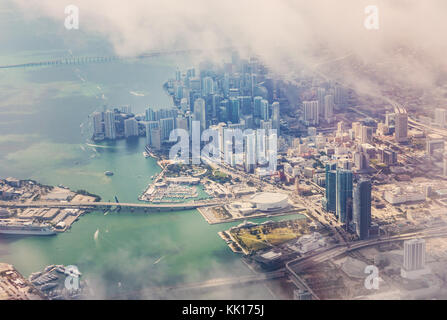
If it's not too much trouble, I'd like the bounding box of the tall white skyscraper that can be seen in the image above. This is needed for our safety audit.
[401,239,429,279]
[145,121,159,146]
[92,112,104,136]
[403,239,426,271]
[303,101,319,126]
[124,118,139,138]
[160,118,175,141]
[202,76,214,96]
[224,139,233,165]
[104,110,116,140]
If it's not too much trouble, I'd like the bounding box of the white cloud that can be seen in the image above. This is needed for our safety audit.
[10,0,447,91]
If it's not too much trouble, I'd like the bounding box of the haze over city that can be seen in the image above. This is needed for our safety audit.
[1,0,447,306]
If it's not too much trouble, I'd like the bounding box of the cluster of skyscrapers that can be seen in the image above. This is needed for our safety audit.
[91,104,181,151]
[92,106,142,141]
[160,54,281,171]
[301,84,346,126]
[324,162,371,240]
[166,53,281,136]
[91,53,282,173]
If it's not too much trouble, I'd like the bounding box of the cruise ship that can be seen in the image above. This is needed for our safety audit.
[0,221,56,236]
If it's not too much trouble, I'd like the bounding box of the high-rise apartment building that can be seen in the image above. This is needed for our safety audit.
[303,101,319,126]
[324,163,337,213]
[401,239,429,279]
[395,111,408,143]
[353,179,371,240]
[336,169,353,223]
[193,98,206,131]
[104,110,116,140]
[124,118,139,138]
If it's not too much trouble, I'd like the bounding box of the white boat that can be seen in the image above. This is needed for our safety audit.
[153,256,164,265]
[0,222,55,236]
[94,229,99,241]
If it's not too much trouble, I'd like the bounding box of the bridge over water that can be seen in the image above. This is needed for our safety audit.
[0,200,223,211]
[0,48,231,69]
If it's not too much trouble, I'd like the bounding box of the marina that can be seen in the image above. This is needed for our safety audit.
[140,183,199,203]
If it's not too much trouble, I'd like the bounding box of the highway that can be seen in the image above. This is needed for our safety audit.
[408,118,447,139]
[0,199,224,210]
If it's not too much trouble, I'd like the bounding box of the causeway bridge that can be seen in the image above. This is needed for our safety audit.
[0,200,223,211]
[0,48,232,69]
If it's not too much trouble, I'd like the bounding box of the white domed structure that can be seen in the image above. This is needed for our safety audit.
[250,192,289,211]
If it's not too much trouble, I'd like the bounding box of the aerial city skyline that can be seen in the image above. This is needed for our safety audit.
[1,0,447,306]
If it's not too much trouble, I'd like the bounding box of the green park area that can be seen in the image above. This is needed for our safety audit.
[230,218,311,253]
